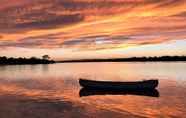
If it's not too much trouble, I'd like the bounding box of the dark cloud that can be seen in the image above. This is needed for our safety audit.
[15,13,84,29]
[0,33,131,49]
[173,11,186,18]
[0,1,86,33]
[61,34,132,49]
[0,36,59,48]
[1,0,178,33]
[0,40,42,48]
[153,0,185,8]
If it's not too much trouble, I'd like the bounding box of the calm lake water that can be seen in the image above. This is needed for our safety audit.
[0,62,186,118]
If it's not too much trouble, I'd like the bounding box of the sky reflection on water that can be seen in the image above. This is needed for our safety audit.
[0,62,186,118]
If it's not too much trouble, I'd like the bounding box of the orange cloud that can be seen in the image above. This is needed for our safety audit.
[0,0,186,58]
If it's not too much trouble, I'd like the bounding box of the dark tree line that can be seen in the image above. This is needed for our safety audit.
[59,56,186,63]
[0,56,55,65]
[1,55,186,64]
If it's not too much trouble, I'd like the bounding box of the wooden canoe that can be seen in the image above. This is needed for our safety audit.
[79,79,158,90]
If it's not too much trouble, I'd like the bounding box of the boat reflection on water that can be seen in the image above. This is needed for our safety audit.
[79,88,159,97]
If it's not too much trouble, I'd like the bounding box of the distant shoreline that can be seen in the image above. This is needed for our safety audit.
[1,56,186,65]
[0,62,55,66]
[57,56,186,63]
[57,60,186,63]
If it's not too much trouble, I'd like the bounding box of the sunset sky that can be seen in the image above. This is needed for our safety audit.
[0,0,186,60]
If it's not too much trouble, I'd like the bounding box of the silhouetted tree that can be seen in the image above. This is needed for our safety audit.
[0,56,55,65]
[42,55,50,60]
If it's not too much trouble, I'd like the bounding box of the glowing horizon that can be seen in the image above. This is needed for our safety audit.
[0,0,186,60]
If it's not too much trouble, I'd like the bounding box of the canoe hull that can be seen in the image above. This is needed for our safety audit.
[79,79,158,90]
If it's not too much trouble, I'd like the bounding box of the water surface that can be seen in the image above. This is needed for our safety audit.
[0,62,186,118]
